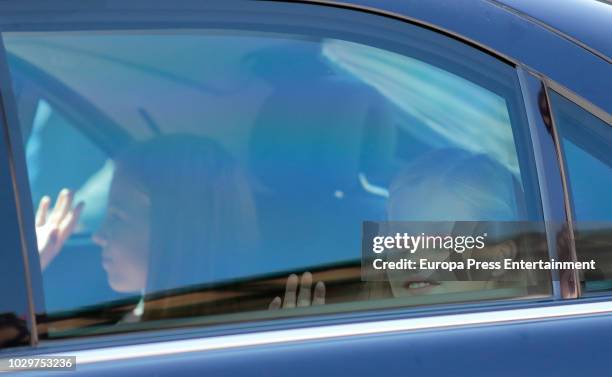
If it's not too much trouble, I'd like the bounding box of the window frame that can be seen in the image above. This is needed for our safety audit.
[0,0,596,353]
[0,37,41,351]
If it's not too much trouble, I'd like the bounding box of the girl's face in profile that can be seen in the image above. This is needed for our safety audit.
[92,169,150,293]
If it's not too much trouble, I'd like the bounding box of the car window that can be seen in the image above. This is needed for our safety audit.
[2,24,550,340]
[549,91,612,293]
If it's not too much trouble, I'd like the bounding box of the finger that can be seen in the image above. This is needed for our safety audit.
[36,196,51,226]
[50,189,72,224]
[313,281,326,306]
[39,228,59,271]
[282,274,298,308]
[268,296,282,310]
[58,201,84,244]
[297,272,312,307]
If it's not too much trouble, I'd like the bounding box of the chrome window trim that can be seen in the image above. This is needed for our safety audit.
[45,301,612,365]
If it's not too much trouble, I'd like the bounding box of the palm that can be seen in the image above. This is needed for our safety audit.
[35,189,84,271]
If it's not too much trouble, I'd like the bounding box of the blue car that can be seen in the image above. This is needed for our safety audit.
[0,0,611,375]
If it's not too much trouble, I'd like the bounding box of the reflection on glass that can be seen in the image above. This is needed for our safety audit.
[551,91,612,292]
[322,40,520,177]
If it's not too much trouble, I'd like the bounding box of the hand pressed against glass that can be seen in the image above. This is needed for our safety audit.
[35,189,84,271]
[269,272,326,310]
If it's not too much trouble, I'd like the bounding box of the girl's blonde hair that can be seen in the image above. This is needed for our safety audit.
[364,148,540,300]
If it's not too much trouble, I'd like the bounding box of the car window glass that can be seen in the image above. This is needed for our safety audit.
[549,91,612,293]
[2,27,549,340]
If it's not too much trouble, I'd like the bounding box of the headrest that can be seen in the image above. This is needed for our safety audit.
[249,76,394,196]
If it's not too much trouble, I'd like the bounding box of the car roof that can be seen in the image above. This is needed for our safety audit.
[494,0,612,62]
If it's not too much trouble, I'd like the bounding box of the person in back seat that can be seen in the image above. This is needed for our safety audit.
[36,134,259,321]
[373,148,530,301]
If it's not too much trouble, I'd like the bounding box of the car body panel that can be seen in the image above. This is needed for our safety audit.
[495,0,612,61]
[29,303,612,376]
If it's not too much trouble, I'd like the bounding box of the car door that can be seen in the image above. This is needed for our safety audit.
[0,1,610,376]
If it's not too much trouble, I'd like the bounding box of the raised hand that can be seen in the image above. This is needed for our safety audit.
[269,272,325,310]
[35,189,84,271]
